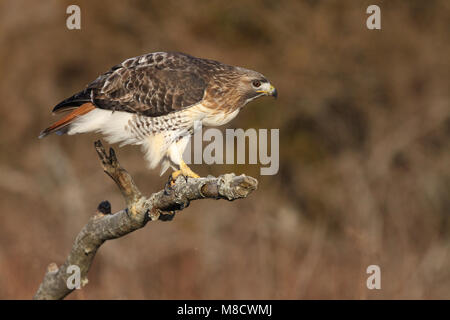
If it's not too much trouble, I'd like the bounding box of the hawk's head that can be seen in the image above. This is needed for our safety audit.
[235,68,278,105]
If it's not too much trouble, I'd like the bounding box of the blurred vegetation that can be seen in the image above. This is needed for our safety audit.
[0,0,449,299]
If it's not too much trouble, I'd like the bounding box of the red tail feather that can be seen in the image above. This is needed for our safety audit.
[39,103,96,138]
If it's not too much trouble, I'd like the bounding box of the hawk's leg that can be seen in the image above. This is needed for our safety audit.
[164,135,199,191]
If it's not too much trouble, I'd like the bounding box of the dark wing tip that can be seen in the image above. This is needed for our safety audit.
[52,90,92,113]
[38,129,49,139]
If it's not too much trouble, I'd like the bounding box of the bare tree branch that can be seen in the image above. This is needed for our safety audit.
[33,140,258,300]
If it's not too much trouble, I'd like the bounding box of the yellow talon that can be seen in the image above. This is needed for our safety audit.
[180,161,200,178]
[169,161,199,186]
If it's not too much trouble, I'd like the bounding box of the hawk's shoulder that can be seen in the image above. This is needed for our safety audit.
[91,52,213,117]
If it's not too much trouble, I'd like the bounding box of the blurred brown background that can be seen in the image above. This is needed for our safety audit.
[0,0,449,299]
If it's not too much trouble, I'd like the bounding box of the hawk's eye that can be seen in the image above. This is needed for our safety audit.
[252,80,261,88]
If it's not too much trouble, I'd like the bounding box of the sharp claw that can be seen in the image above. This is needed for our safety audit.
[164,174,175,195]
[164,182,172,195]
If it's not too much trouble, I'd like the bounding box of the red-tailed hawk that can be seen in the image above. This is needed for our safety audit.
[40,52,277,181]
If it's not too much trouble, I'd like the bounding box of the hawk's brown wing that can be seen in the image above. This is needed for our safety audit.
[53,52,210,117]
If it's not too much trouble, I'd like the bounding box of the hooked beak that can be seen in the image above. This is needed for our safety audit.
[257,84,278,99]
[269,85,278,99]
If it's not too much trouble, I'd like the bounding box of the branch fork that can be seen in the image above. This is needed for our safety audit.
[34,140,258,299]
